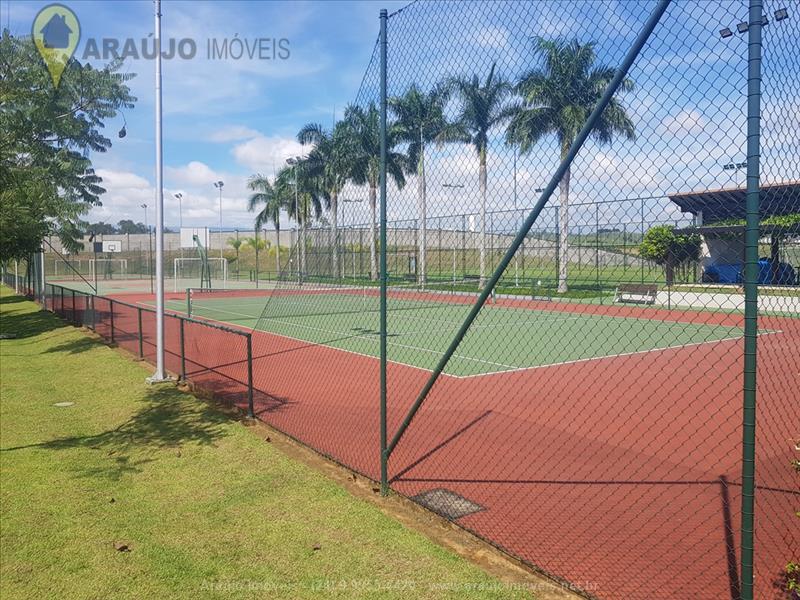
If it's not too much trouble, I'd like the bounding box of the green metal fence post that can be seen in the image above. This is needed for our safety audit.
[740,1,762,598]
[246,333,255,418]
[137,306,144,359]
[385,0,672,460]
[110,299,115,344]
[179,317,186,381]
[379,7,389,496]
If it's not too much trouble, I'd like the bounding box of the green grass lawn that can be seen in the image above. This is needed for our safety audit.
[0,287,536,599]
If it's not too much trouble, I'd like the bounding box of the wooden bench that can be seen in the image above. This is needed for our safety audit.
[614,284,658,305]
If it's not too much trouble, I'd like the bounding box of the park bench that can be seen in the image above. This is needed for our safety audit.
[614,283,658,305]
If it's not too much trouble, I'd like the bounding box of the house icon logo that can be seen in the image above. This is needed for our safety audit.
[31,4,81,88]
[41,13,72,49]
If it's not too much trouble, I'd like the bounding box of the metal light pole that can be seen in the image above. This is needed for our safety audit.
[341,198,363,280]
[174,193,183,230]
[443,183,465,284]
[141,203,153,294]
[214,181,224,259]
[722,160,747,187]
[287,156,302,282]
[174,192,183,258]
[148,0,169,383]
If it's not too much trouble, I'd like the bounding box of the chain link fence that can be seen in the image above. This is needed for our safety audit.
[4,1,798,599]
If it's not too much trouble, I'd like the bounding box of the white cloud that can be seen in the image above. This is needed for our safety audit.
[209,125,261,143]
[231,135,305,173]
[165,161,223,187]
[658,109,706,136]
[473,26,509,50]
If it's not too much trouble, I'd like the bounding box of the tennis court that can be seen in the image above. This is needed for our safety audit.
[168,285,750,378]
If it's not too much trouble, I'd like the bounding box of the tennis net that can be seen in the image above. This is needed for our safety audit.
[186,280,486,324]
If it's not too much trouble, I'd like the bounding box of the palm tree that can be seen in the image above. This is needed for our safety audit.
[507,37,636,292]
[247,174,285,276]
[390,83,450,286]
[297,120,351,279]
[276,163,321,278]
[440,63,516,288]
[342,102,406,281]
[227,236,243,279]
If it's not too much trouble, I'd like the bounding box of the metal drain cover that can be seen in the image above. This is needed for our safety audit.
[412,488,483,520]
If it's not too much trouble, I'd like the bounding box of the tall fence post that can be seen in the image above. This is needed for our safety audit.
[110,299,115,344]
[379,7,389,496]
[246,333,254,418]
[137,306,144,359]
[740,1,762,598]
[179,317,186,381]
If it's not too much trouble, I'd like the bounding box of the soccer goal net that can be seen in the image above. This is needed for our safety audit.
[173,257,228,291]
[89,258,128,280]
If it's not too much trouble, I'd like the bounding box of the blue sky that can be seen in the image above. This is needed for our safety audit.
[5,0,406,228]
[4,0,798,233]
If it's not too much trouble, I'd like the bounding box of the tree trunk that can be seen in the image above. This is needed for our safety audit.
[558,144,571,294]
[479,147,487,288]
[300,206,306,281]
[418,147,427,288]
[369,185,378,281]
[275,224,281,275]
[331,192,339,280]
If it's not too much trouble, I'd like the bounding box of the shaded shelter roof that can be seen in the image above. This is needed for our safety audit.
[669,180,800,223]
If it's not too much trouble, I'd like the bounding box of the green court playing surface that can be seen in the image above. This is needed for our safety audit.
[164,289,746,378]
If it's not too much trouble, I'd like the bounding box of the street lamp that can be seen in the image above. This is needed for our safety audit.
[443,184,466,284]
[213,181,224,259]
[720,7,788,38]
[174,193,183,230]
[723,160,747,187]
[174,193,183,258]
[141,203,153,293]
[286,156,303,281]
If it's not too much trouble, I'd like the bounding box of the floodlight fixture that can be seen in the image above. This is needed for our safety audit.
[774,8,788,21]
[736,21,748,33]
[719,27,733,38]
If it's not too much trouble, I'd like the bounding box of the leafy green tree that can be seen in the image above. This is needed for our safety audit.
[276,163,321,277]
[227,237,243,279]
[0,32,135,261]
[342,103,407,280]
[439,63,516,287]
[507,37,635,292]
[88,222,118,235]
[247,174,285,275]
[297,120,352,279]
[390,83,450,285]
[117,220,148,234]
[639,225,700,284]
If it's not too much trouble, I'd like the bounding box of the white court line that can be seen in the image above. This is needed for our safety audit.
[451,329,784,380]
[175,300,782,380]
[253,315,523,371]
[187,296,585,331]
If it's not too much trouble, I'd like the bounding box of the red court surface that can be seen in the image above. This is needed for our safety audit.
[108,289,799,600]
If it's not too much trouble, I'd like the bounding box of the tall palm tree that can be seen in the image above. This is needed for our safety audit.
[507,37,636,292]
[297,120,351,279]
[342,102,406,281]
[227,236,243,279]
[247,174,285,275]
[276,163,321,278]
[440,63,516,288]
[390,83,450,286]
